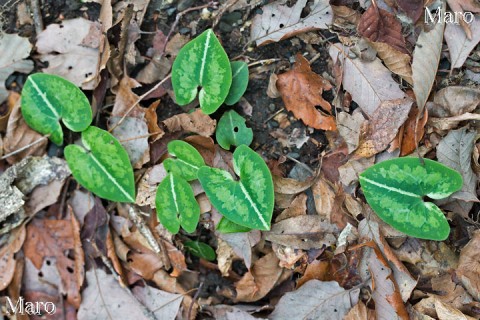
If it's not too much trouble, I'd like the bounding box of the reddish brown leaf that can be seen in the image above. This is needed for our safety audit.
[276,54,336,130]
[357,3,408,54]
[24,218,82,308]
[400,106,428,156]
[397,0,424,22]
[296,260,329,288]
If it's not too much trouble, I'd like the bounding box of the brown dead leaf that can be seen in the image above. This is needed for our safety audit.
[445,17,480,69]
[355,98,413,158]
[265,215,337,250]
[273,243,306,269]
[432,86,480,117]
[24,218,82,308]
[337,110,366,154]
[435,299,476,320]
[216,238,236,277]
[145,100,165,142]
[358,2,408,53]
[218,230,261,270]
[184,135,216,166]
[400,106,428,156]
[235,252,291,302]
[331,4,361,26]
[3,98,47,164]
[0,92,18,132]
[276,54,336,130]
[267,73,281,98]
[344,301,376,320]
[0,226,25,291]
[112,76,145,117]
[275,193,307,222]
[163,109,216,137]
[273,174,315,195]
[296,260,329,288]
[431,273,474,312]
[457,230,480,301]
[370,41,413,84]
[429,113,480,131]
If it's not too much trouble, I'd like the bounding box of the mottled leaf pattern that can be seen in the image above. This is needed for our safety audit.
[184,241,216,261]
[216,110,253,150]
[359,158,462,240]
[217,217,251,233]
[21,73,92,145]
[198,145,274,231]
[64,127,135,203]
[224,61,249,105]
[163,140,205,181]
[171,29,232,114]
[155,173,200,234]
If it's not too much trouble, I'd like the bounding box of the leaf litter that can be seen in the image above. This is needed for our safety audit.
[1,0,480,318]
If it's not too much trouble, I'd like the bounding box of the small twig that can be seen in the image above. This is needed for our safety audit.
[187,282,203,320]
[264,107,285,124]
[0,134,49,160]
[108,75,171,133]
[247,58,281,68]
[29,0,44,35]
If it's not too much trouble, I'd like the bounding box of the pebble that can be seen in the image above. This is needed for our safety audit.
[268,103,276,112]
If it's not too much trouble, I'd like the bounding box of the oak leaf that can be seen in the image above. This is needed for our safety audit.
[276,54,336,130]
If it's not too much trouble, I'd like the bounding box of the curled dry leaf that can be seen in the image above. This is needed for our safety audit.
[329,45,405,117]
[357,2,408,53]
[400,107,428,156]
[337,110,366,154]
[235,252,291,302]
[412,7,445,112]
[3,99,47,164]
[331,4,361,26]
[429,113,480,131]
[250,0,332,46]
[270,280,360,319]
[355,98,413,158]
[111,76,145,118]
[218,230,261,269]
[276,54,336,130]
[145,100,165,142]
[36,18,101,89]
[163,109,216,137]
[265,215,337,250]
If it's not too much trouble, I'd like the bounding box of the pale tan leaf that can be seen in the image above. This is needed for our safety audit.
[432,86,480,117]
[370,41,413,84]
[412,8,445,112]
[457,230,480,301]
[250,0,332,46]
[429,113,480,130]
[36,18,101,89]
[435,299,476,320]
[337,110,366,154]
[329,44,405,117]
[270,280,359,319]
[0,34,33,101]
[445,17,480,69]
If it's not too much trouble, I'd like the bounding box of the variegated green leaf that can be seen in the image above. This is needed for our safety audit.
[217,217,251,233]
[216,110,253,150]
[163,140,205,181]
[184,241,216,261]
[198,145,274,231]
[21,73,92,145]
[64,126,135,203]
[171,29,232,114]
[224,61,249,105]
[359,158,462,241]
[155,173,200,234]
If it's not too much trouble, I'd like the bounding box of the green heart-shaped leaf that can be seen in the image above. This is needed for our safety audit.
[171,29,232,114]
[184,241,216,261]
[21,73,92,145]
[64,126,135,203]
[217,217,251,233]
[216,110,253,150]
[155,173,200,234]
[163,140,205,181]
[359,158,462,241]
[198,145,274,231]
[224,61,249,105]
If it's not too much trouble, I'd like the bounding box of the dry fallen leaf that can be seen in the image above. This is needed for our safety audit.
[270,280,360,319]
[357,2,408,53]
[445,17,480,69]
[355,98,413,158]
[235,252,291,302]
[276,54,336,130]
[435,299,476,320]
[162,109,216,137]
[36,18,101,89]
[397,0,424,22]
[400,106,428,156]
[431,86,480,117]
[250,0,332,46]
[337,110,366,154]
[0,226,25,291]
[0,34,33,102]
[370,41,413,84]
[456,230,480,301]
[111,76,145,118]
[329,45,405,117]
[218,230,261,270]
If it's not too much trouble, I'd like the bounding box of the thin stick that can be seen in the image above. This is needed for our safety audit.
[1,135,49,160]
[264,107,285,123]
[108,75,171,133]
[29,0,44,35]
[247,58,281,68]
